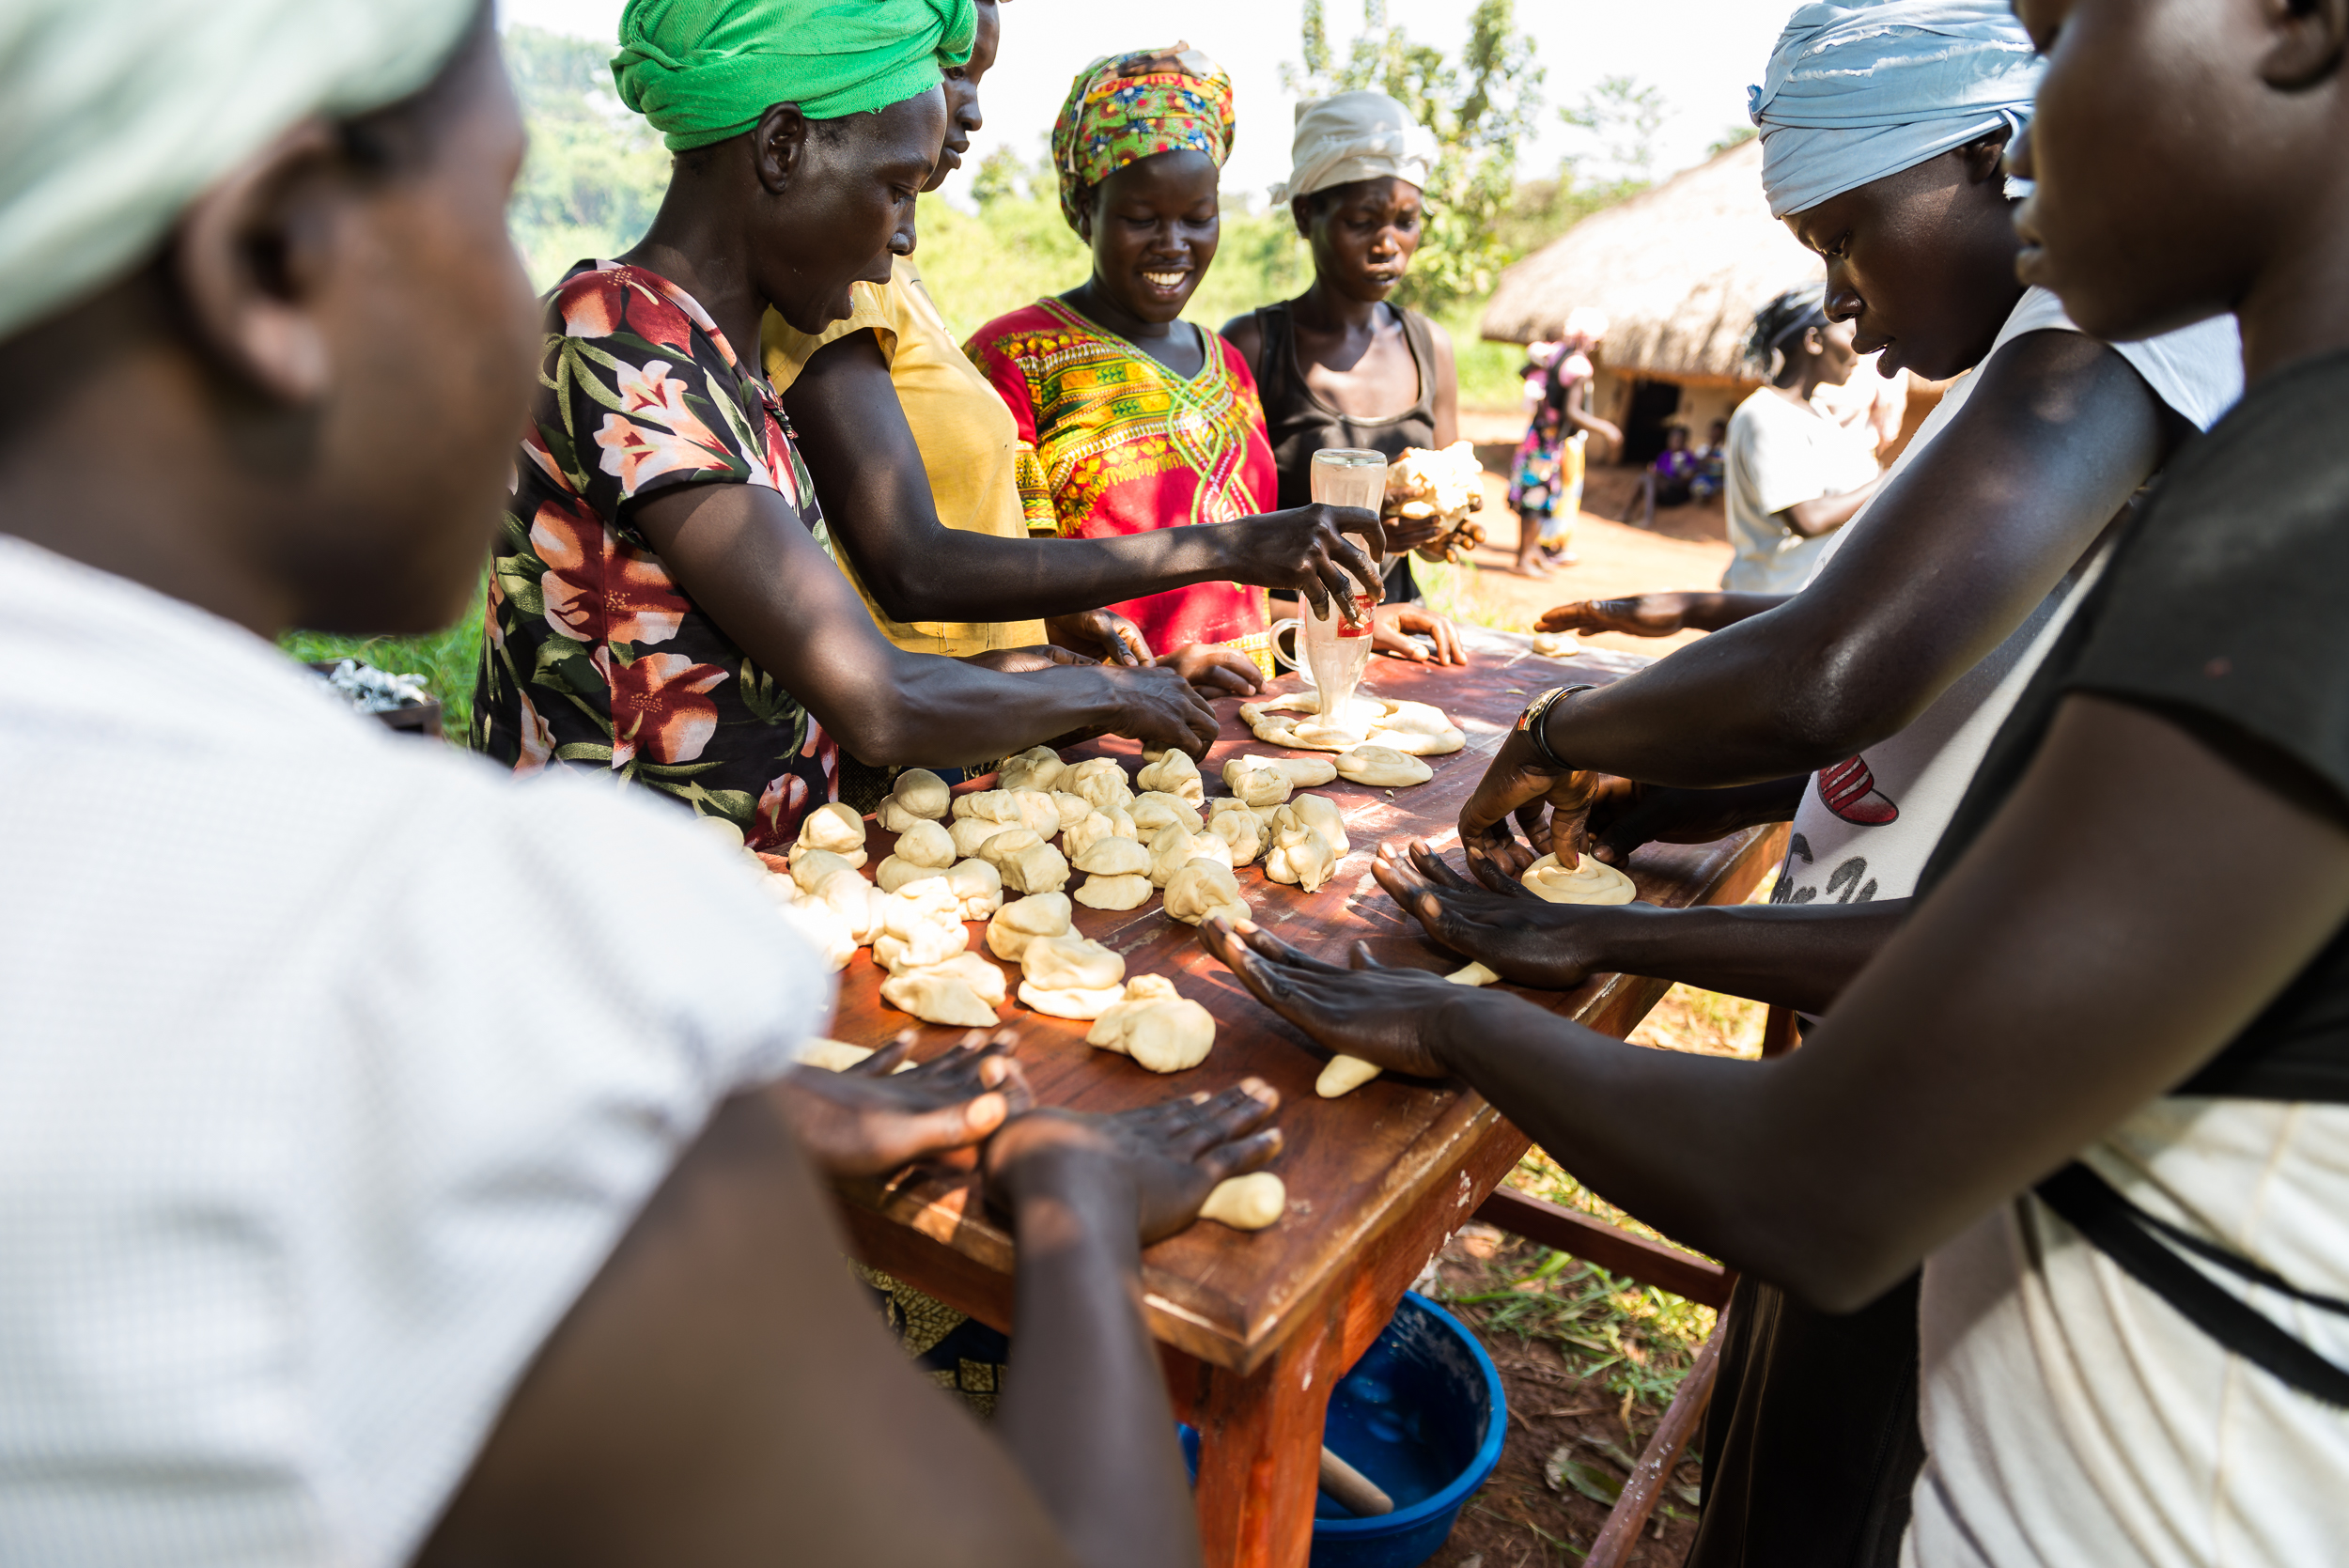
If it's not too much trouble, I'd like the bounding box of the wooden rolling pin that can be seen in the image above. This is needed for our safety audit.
[1319,1445,1395,1517]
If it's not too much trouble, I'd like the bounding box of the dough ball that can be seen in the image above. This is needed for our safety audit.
[791,847,862,896]
[873,913,970,974]
[1265,819,1337,893]
[985,892,1071,961]
[1086,978,1216,1072]
[1129,791,1204,835]
[1000,839,1070,896]
[1335,744,1434,788]
[951,788,1013,823]
[1074,835,1151,877]
[945,858,1003,921]
[1529,631,1575,659]
[975,827,1042,875]
[695,815,747,852]
[919,950,1009,1008]
[891,768,952,818]
[1162,859,1251,926]
[875,857,950,895]
[1207,800,1266,866]
[1073,873,1154,910]
[881,969,1000,1029]
[893,818,957,870]
[794,801,867,862]
[1315,1054,1383,1098]
[1521,852,1636,906]
[1005,789,1063,839]
[1148,823,1233,888]
[1276,794,1351,856]
[1446,961,1501,986]
[1020,931,1125,992]
[882,878,963,939]
[1062,804,1136,862]
[1017,979,1129,1020]
[1050,791,1095,833]
[1268,754,1339,787]
[812,868,886,945]
[1221,756,1292,808]
[1066,757,1137,815]
[999,745,1067,795]
[1199,1171,1286,1231]
[1136,750,1205,805]
[874,796,928,834]
[951,816,1019,860]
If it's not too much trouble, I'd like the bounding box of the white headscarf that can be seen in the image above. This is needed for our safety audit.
[1748,0,2042,219]
[0,0,478,341]
[1269,90,1438,206]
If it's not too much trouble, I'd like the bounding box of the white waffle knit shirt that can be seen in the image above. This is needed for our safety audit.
[0,535,829,1567]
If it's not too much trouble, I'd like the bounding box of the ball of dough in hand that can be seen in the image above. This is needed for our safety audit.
[1129,791,1204,835]
[1335,744,1434,787]
[1265,819,1338,893]
[1221,756,1292,808]
[986,892,1071,960]
[1001,838,1070,896]
[1207,800,1266,866]
[792,801,867,867]
[1019,930,1124,992]
[791,847,861,896]
[1085,974,1216,1072]
[891,768,952,819]
[1521,852,1636,905]
[1074,835,1152,877]
[999,745,1067,795]
[945,858,1003,921]
[1275,793,1350,855]
[1066,757,1136,815]
[880,969,1000,1029]
[1073,872,1154,910]
[1148,823,1234,888]
[1199,1171,1286,1230]
[1163,859,1251,925]
[1136,750,1205,805]
[1062,804,1136,862]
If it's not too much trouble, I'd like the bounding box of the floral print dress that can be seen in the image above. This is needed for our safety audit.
[474,262,839,849]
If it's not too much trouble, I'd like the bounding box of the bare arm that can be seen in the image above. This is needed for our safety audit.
[1562,378,1623,452]
[1218,311,1264,382]
[1780,473,1886,538]
[631,481,1219,762]
[781,332,1381,625]
[1536,592,1790,639]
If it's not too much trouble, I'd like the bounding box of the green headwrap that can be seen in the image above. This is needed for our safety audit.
[614,0,976,153]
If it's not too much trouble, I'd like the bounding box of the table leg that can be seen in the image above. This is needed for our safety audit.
[1185,1293,1344,1568]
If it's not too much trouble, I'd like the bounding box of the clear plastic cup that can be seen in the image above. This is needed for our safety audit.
[1303,448,1388,731]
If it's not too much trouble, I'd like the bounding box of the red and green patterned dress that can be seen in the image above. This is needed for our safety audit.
[965,299,1279,674]
[473,261,839,850]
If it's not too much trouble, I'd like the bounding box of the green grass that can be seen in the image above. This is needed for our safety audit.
[280,612,484,746]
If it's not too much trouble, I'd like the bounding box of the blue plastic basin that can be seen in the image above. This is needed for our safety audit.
[1182,1292,1507,1568]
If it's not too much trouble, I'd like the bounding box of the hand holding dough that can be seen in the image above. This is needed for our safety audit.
[985,892,1071,961]
[999,745,1067,795]
[1221,756,1292,808]
[1085,974,1216,1071]
[791,801,868,867]
[1163,859,1251,925]
[1207,800,1266,866]
[1199,1171,1286,1230]
[1129,792,1205,835]
[1522,852,1636,905]
[1147,823,1233,887]
[1335,744,1434,787]
[1136,750,1205,805]
[1265,819,1338,893]
[1275,793,1351,855]
[880,969,1000,1029]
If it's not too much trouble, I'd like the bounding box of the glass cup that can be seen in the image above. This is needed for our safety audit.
[1302,448,1388,731]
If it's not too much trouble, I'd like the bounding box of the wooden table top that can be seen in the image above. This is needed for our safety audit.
[825,636,1779,1374]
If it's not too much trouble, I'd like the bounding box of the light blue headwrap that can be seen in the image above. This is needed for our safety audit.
[1748,0,2043,218]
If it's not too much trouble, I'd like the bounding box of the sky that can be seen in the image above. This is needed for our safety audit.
[499,0,1791,208]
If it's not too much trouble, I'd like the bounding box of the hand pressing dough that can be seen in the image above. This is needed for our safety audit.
[791,847,862,896]
[1148,823,1234,887]
[1335,744,1434,787]
[1240,691,1466,756]
[1447,961,1501,986]
[944,858,1003,920]
[1207,801,1266,866]
[1265,819,1338,893]
[1086,974,1216,1071]
[1199,1171,1286,1231]
[1266,754,1339,788]
[1221,756,1292,808]
[791,801,868,867]
[1276,794,1351,855]
[1522,852,1636,905]
[1062,805,1136,862]
[1136,750,1205,805]
[880,969,1000,1028]
[1074,835,1151,877]
[1000,838,1070,896]
[1129,792,1204,835]
[1074,873,1154,910]
[986,893,1071,961]
[1066,757,1136,815]
[1163,859,1251,925]
[812,868,887,944]
[1316,1054,1384,1098]
[999,744,1067,795]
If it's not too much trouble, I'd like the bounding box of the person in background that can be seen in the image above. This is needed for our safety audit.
[1221,88,1467,667]
[1721,286,1887,594]
[0,4,1279,1566]
[1694,416,1729,501]
[1627,422,1701,530]
[966,46,1353,681]
[474,2,1230,849]
[767,0,1379,714]
[1508,307,1621,575]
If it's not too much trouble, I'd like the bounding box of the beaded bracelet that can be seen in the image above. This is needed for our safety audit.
[1515,684,1596,771]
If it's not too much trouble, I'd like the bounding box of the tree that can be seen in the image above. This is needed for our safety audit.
[1707,124,1760,159]
[1559,75,1668,195]
[503,26,673,288]
[1284,0,1546,311]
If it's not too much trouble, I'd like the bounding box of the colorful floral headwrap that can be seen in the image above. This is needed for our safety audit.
[1051,43,1236,232]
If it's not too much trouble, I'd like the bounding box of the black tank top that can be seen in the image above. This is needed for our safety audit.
[1252,303,1440,604]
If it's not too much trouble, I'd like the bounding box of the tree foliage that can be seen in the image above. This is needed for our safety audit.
[1559,74,1668,194]
[504,26,672,288]
[1284,0,1546,312]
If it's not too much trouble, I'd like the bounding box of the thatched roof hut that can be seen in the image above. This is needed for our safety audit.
[1481,137,1821,386]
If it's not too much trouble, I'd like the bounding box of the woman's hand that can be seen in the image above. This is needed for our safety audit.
[1047,610,1154,666]
[1155,643,1265,697]
[1371,842,1611,990]
[1371,602,1467,665]
[1216,505,1387,622]
[779,1032,1033,1178]
[1096,662,1222,757]
[1536,594,1697,639]
[1378,508,1450,557]
[960,644,1098,673]
[1457,729,1620,889]
[1197,917,1472,1081]
[984,1080,1284,1245]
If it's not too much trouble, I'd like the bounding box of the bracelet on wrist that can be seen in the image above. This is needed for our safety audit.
[1515,683,1596,771]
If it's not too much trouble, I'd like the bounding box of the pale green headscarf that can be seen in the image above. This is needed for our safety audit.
[0,0,477,342]
[614,0,977,154]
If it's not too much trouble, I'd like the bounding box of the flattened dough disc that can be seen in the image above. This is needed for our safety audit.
[1240,691,1466,756]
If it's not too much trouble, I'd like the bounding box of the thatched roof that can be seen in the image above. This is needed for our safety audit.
[1481,139,1824,382]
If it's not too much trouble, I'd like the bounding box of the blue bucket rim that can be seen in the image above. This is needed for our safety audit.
[1313,1291,1508,1540]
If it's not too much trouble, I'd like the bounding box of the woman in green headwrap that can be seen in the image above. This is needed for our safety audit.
[473,0,1222,837]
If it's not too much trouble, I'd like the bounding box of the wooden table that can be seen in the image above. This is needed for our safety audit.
[825,639,1782,1568]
